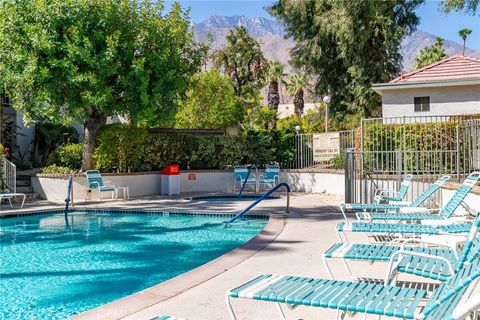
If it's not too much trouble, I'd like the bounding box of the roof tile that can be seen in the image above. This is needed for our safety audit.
[390,56,480,84]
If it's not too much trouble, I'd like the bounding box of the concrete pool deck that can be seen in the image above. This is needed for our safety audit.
[0,193,425,319]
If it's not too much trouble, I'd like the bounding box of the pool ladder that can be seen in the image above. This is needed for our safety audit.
[226,182,291,225]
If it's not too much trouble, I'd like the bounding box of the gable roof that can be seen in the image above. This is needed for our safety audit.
[390,55,480,84]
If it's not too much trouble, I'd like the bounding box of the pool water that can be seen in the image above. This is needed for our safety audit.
[0,212,266,320]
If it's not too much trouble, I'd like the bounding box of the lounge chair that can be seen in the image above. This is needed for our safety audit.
[85,170,116,200]
[354,171,479,222]
[0,192,26,208]
[233,165,257,193]
[226,256,480,319]
[374,173,413,203]
[151,316,186,320]
[258,165,280,190]
[323,212,480,282]
[340,175,450,220]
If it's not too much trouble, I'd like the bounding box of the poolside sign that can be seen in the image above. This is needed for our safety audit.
[188,173,196,181]
[312,132,340,162]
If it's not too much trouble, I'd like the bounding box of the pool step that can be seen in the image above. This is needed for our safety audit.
[14,173,43,201]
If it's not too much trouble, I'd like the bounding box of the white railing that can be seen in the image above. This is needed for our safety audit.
[1,158,16,193]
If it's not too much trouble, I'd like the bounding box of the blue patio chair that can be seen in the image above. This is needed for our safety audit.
[85,170,116,200]
[374,173,413,203]
[233,165,257,193]
[151,316,186,320]
[226,257,480,319]
[340,175,450,221]
[355,171,479,222]
[258,165,280,190]
[324,212,480,282]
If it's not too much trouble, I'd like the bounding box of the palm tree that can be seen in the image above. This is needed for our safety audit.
[434,37,444,48]
[458,28,472,55]
[413,38,448,70]
[265,61,286,129]
[287,74,309,119]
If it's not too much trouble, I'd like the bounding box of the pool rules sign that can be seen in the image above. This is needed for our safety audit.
[312,132,340,162]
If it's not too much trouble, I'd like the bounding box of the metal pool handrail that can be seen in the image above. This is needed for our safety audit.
[226,182,290,224]
[64,176,73,217]
[237,164,256,198]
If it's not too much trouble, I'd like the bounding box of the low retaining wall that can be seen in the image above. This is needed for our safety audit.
[32,171,480,214]
[32,170,346,202]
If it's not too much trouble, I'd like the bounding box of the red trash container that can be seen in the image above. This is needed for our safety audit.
[161,165,180,195]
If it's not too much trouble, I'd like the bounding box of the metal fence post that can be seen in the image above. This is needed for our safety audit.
[396,150,402,188]
[456,125,461,181]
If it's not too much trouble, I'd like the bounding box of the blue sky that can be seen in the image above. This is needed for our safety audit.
[165,0,479,49]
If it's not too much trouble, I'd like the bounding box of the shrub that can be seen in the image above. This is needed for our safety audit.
[40,164,73,174]
[93,124,148,172]
[93,124,298,171]
[330,154,345,170]
[50,143,83,169]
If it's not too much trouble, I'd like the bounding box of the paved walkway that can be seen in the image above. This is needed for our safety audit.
[2,193,413,320]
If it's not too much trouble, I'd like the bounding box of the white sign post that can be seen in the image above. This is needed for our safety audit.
[313,132,341,162]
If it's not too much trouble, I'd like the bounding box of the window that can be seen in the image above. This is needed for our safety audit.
[414,96,430,112]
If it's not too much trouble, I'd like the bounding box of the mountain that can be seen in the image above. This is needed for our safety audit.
[400,30,479,70]
[193,15,479,72]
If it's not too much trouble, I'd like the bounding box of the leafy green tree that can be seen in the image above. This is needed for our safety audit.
[413,37,448,70]
[287,74,309,119]
[442,0,479,14]
[458,28,473,55]
[265,61,287,129]
[0,0,207,169]
[269,0,423,117]
[175,71,244,129]
[212,27,268,105]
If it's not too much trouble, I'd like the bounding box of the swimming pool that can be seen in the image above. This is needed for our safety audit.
[0,210,266,319]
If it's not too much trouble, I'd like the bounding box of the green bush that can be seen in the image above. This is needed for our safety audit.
[40,164,73,174]
[50,143,83,169]
[93,124,296,172]
[93,124,148,172]
[330,154,345,170]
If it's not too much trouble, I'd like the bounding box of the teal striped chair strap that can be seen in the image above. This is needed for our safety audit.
[343,202,410,211]
[264,165,280,180]
[85,170,105,189]
[440,171,480,219]
[358,211,443,221]
[455,212,480,272]
[422,259,480,319]
[150,316,187,320]
[229,274,427,319]
[351,222,439,234]
[234,166,256,182]
[409,175,450,207]
[397,174,413,200]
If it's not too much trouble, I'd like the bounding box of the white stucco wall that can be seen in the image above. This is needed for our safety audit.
[381,84,480,118]
[32,171,346,203]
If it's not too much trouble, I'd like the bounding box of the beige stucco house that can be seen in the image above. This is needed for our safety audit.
[373,56,480,118]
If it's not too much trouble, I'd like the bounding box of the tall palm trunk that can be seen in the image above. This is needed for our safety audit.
[462,37,466,55]
[293,89,304,119]
[267,80,280,129]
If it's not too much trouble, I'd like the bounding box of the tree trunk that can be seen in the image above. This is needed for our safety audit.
[267,80,280,130]
[293,90,304,119]
[82,107,107,171]
[267,80,280,110]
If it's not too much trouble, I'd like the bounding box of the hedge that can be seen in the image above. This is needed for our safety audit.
[93,124,296,172]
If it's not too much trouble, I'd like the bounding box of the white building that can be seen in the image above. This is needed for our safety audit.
[277,102,319,118]
[373,56,480,118]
